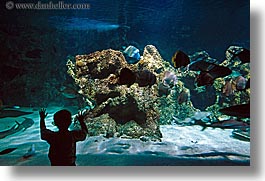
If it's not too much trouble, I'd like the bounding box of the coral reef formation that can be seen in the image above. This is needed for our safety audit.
[67,45,250,140]
[67,45,198,140]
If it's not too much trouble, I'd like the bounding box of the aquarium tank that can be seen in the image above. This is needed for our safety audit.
[0,0,250,166]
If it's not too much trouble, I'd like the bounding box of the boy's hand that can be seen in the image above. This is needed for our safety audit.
[39,108,48,119]
[76,111,85,122]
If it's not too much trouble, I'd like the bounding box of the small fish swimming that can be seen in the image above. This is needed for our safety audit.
[59,86,80,99]
[219,103,250,118]
[136,70,156,87]
[123,45,141,64]
[194,118,249,131]
[118,68,156,87]
[195,72,214,86]
[171,50,190,69]
[177,89,189,104]
[118,68,136,87]
[0,117,34,139]
[234,76,247,90]
[222,80,235,96]
[188,59,215,72]
[0,109,33,118]
[162,71,178,88]
[229,48,250,64]
[23,144,36,158]
[210,119,250,129]
[195,64,232,87]
[0,148,17,155]
[158,83,171,97]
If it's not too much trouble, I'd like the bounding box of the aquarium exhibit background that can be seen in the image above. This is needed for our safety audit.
[0,0,250,166]
[0,0,249,107]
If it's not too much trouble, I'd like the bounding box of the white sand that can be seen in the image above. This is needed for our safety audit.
[0,106,250,166]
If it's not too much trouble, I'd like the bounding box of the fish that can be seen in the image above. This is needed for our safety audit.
[17,117,34,131]
[118,68,136,87]
[123,45,141,64]
[188,59,216,72]
[245,79,250,89]
[25,48,42,59]
[195,64,232,87]
[59,86,80,99]
[210,119,250,129]
[23,144,36,158]
[222,80,235,96]
[234,76,247,90]
[177,90,189,104]
[136,70,156,87]
[162,71,178,88]
[194,118,249,131]
[229,48,250,63]
[158,83,170,97]
[219,103,250,118]
[49,17,120,32]
[178,151,250,158]
[195,72,214,86]
[0,148,17,155]
[0,117,34,139]
[205,64,232,79]
[232,129,250,142]
[0,109,33,118]
[171,50,190,69]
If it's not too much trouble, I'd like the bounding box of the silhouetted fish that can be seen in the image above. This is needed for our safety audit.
[0,117,34,139]
[158,83,170,97]
[195,118,249,131]
[177,90,189,104]
[118,68,136,86]
[210,119,250,129]
[59,86,79,99]
[245,79,250,89]
[195,64,232,87]
[0,110,33,118]
[25,48,42,59]
[206,65,232,79]
[171,50,190,69]
[188,60,215,72]
[23,144,36,158]
[195,72,214,86]
[219,103,250,118]
[136,70,156,87]
[229,48,250,63]
[0,148,17,155]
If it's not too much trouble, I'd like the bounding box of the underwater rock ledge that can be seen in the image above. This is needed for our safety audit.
[66,45,201,140]
[67,47,163,140]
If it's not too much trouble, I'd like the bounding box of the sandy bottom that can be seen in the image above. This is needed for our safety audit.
[0,106,250,166]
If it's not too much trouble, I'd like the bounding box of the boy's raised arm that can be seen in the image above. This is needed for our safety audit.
[39,108,48,130]
[76,111,88,134]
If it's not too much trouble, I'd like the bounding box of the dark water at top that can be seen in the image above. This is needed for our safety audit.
[0,0,249,106]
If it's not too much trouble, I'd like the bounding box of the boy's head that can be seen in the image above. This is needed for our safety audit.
[53,110,72,130]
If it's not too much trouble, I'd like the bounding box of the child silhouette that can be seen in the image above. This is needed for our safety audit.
[39,108,88,166]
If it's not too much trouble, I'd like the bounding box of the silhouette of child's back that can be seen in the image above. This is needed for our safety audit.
[39,109,88,166]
